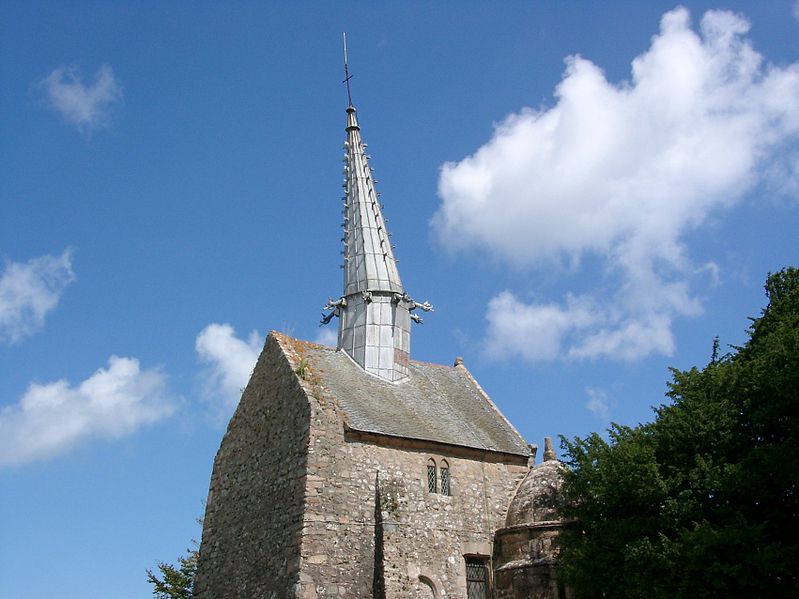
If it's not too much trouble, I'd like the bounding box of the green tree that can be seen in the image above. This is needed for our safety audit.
[560,267,799,598]
[146,546,198,599]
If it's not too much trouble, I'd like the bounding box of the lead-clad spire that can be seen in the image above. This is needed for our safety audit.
[340,106,403,297]
[321,35,432,382]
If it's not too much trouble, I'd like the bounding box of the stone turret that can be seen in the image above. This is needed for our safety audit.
[493,437,573,599]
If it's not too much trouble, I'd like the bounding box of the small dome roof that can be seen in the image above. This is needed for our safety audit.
[505,459,566,527]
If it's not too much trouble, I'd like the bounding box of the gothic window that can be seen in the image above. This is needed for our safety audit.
[465,557,490,599]
[440,460,450,496]
[427,458,437,493]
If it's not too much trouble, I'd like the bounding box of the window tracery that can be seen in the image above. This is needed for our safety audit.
[440,460,450,496]
[427,458,437,493]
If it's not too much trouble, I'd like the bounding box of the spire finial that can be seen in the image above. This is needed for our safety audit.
[342,32,353,107]
[543,437,557,462]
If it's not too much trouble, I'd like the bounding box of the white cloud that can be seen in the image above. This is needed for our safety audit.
[433,7,799,362]
[585,387,610,422]
[0,250,75,343]
[195,323,262,410]
[485,291,593,361]
[0,356,174,467]
[314,327,338,346]
[41,64,122,131]
[793,1,799,22]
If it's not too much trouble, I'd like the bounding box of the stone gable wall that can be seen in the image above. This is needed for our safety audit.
[194,335,312,598]
[292,343,529,599]
[195,334,530,599]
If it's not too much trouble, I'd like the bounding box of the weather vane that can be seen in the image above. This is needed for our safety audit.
[342,32,353,106]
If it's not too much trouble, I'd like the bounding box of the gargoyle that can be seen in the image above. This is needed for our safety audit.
[393,293,434,323]
[320,296,347,325]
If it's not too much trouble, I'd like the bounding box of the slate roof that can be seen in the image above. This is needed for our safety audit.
[289,337,530,457]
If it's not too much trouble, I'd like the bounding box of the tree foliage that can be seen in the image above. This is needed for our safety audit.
[146,546,198,599]
[559,267,799,598]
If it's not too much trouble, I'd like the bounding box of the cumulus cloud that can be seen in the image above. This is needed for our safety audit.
[434,8,799,362]
[195,323,263,410]
[585,387,610,422]
[0,356,174,467]
[485,291,593,361]
[0,250,75,343]
[41,64,122,131]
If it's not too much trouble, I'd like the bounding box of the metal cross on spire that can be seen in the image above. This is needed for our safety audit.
[342,32,353,106]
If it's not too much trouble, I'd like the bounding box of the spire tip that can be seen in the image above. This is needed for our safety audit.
[342,32,353,107]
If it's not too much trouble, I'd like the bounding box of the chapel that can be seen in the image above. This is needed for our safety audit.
[193,82,570,599]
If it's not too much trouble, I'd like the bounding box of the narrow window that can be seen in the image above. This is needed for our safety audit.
[440,460,450,496]
[427,458,437,493]
[465,557,489,599]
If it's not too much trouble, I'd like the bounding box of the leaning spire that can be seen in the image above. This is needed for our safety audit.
[321,34,432,383]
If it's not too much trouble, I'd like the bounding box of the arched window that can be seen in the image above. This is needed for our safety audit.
[427,458,437,493]
[440,460,450,496]
[419,575,437,598]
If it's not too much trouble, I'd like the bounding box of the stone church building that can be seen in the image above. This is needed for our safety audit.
[194,97,570,598]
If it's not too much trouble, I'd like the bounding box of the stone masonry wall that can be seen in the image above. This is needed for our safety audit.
[377,447,528,598]
[194,334,312,599]
[195,333,530,598]
[286,340,529,599]
[493,525,564,599]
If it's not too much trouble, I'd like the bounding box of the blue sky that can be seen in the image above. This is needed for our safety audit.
[2,2,798,597]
